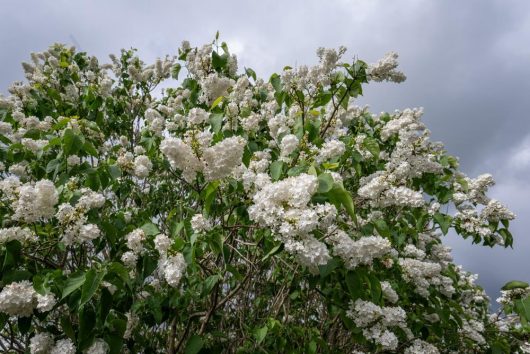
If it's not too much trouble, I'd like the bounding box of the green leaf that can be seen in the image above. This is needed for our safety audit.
[78,305,96,349]
[321,162,340,170]
[203,274,221,296]
[211,51,227,70]
[108,164,121,180]
[373,219,391,238]
[318,258,339,278]
[327,183,356,221]
[270,73,281,92]
[46,158,62,174]
[83,141,98,156]
[62,272,86,299]
[501,280,529,291]
[209,113,223,133]
[254,325,268,344]
[141,222,160,236]
[362,137,380,159]
[312,91,332,108]
[514,296,530,324]
[18,316,32,335]
[245,67,257,81]
[434,213,452,235]
[63,128,84,155]
[185,335,204,354]
[345,270,363,300]
[287,165,307,177]
[3,240,21,270]
[80,269,106,308]
[171,63,182,80]
[368,275,382,304]
[61,315,76,340]
[201,181,220,214]
[210,96,224,111]
[270,160,284,181]
[261,243,284,262]
[317,173,334,193]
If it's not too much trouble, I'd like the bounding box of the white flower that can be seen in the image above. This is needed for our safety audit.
[280,134,299,157]
[121,251,138,268]
[160,137,202,182]
[202,136,246,181]
[404,339,440,354]
[0,280,37,317]
[86,338,109,354]
[381,281,399,303]
[161,253,187,287]
[133,155,153,178]
[79,224,101,242]
[13,179,58,222]
[126,228,146,254]
[30,333,54,354]
[367,52,406,83]
[67,154,81,166]
[154,233,172,254]
[36,293,56,312]
[191,214,212,233]
[50,338,76,354]
[124,311,138,339]
[187,107,209,126]
[21,138,48,153]
[316,139,345,163]
[0,227,36,244]
[329,230,392,269]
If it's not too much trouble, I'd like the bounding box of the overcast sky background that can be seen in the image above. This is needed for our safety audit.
[1,0,529,307]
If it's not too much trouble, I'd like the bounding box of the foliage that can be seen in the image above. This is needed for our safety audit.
[0,37,528,353]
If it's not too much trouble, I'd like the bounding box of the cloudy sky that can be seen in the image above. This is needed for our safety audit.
[1,0,529,306]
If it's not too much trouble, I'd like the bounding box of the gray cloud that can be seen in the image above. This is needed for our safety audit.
[1,0,529,306]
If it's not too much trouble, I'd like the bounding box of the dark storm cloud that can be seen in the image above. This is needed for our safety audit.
[1,0,529,305]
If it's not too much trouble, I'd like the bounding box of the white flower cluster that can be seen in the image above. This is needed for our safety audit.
[159,253,187,288]
[347,299,410,351]
[191,213,212,233]
[248,174,337,272]
[202,136,246,181]
[9,179,58,223]
[144,108,165,136]
[281,46,345,93]
[29,332,55,354]
[0,280,37,316]
[329,230,392,269]
[21,138,48,154]
[380,281,399,303]
[496,286,530,306]
[398,257,455,298]
[279,134,299,159]
[49,338,76,354]
[126,228,146,254]
[133,155,153,178]
[86,338,110,354]
[315,139,346,164]
[0,281,56,317]
[66,154,81,166]
[161,133,246,182]
[154,233,172,255]
[160,137,202,182]
[199,73,234,104]
[0,226,36,244]
[404,339,440,354]
[358,173,424,209]
[367,52,406,83]
[460,318,486,345]
[56,189,105,245]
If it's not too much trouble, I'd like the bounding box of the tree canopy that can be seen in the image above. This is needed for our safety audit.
[0,36,528,353]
